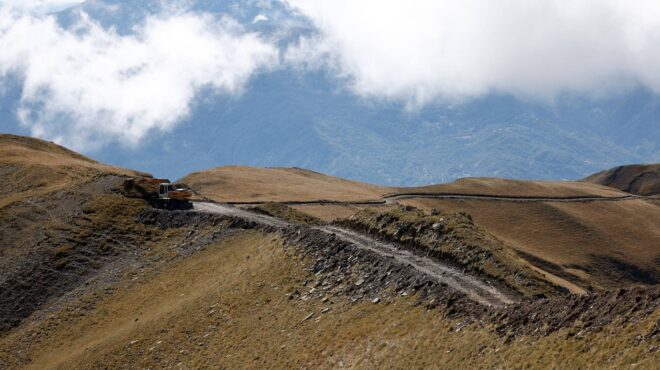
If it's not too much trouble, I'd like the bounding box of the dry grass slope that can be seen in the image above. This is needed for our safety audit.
[182,166,388,202]
[1,135,658,368]
[398,197,660,290]
[397,177,629,197]
[187,165,659,291]
[1,231,657,369]
[0,134,145,208]
[584,163,660,196]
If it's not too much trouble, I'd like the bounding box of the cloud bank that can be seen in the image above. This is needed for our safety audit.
[0,4,279,150]
[285,0,660,106]
[0,0,84,13]
[3,0,660,150]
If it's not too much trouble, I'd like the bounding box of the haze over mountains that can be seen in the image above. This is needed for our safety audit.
[0,0,659,184]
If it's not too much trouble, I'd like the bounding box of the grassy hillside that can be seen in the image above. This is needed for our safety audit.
[0,134,145,208]
[584,163,660,196]
[397,197,660,290]
[182,166,388,202]
[1,135,658,368]
[0,135,154,333]
[1,228,657,369]
[188,164,659,291]
[398,177,629,197]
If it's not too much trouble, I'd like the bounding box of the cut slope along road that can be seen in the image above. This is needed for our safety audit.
[193,202,516,307]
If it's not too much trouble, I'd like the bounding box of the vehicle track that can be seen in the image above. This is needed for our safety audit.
[193,202,516,307]
[200,192,645,207]
[193,202,289,228]
[382,192,642,203]
[319,226,515,306]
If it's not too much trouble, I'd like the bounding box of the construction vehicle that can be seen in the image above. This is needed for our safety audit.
[123,177,193,210]
[158,182,193,200]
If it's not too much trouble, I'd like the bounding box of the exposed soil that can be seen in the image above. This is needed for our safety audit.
[335,206,565,298]
[183,203,659,338]
[0,176,149,333]
[194,202,516,306]
[2,134,658,369]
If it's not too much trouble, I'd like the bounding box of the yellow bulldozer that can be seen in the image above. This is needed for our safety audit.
[123,177,193,210]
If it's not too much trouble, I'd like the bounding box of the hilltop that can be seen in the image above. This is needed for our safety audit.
[182,166,388,203]
[0,135,658,369]
[584,163,660,196]
[188,166,660,292]
[0,134,145,208]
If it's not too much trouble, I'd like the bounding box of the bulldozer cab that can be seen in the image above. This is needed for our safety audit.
[158,183,173,199]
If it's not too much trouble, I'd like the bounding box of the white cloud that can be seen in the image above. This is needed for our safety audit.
[252,14,268,24]
[285,0,660,106]
[0,6,279,150]
[0,0,84,13]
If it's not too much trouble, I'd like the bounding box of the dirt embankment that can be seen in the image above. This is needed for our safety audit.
[248,202,323,226]
[141,206,659,339]
[334,206,565,298]
[2,192,658,369]
[0,176,149,333]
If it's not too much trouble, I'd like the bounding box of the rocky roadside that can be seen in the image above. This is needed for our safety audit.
[141,207,660,340]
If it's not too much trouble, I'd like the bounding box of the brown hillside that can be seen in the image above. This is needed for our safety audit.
[396,197,660,290]
[1,136,658,368]
[583,163,660,196]
[187,165,658,291]
[397,177,628,197]
[2,229,657,369]
[0,134,145,208]
[182,166,388,202]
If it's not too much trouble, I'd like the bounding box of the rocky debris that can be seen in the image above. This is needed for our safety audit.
[334,206,566,298]
[277,219,659,338]
[493,285,660,337]
[283,226,488,319]
[137,208,256,231]
[0,176,151,333]
[5,187,655,341]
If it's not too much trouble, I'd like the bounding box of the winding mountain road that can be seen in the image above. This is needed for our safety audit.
[381,192,643,203]
[193,201,516,307]
[215,193,646,207]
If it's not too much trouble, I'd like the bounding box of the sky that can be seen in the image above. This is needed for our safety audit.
[0,0,659,175]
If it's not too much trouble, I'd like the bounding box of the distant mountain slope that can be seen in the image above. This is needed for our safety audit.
[185,165,629,202]
[583,164,660,196]
[84,71,659,185]
[0,2,658,184]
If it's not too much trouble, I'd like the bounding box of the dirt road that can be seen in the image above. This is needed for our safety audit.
[382,192,642,203]
[193,202,515,307]
[193,202,289,228]
[213,193,644,206]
